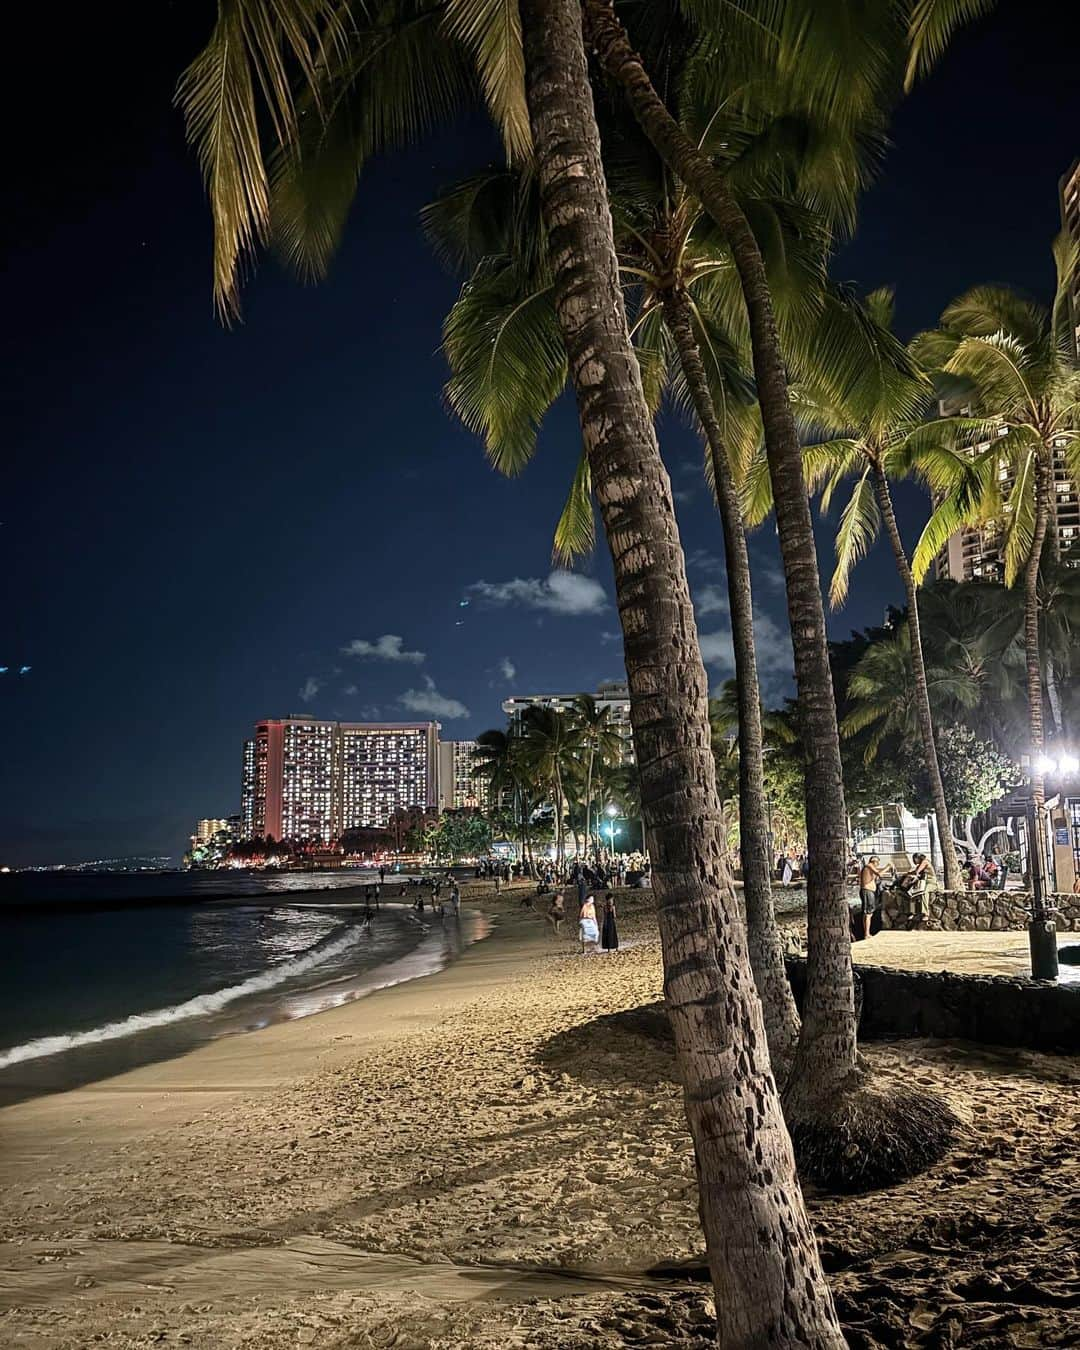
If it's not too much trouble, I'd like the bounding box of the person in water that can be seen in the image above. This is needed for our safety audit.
[578,895,600,954]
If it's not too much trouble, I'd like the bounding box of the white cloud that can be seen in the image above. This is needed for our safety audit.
[468,570,607,616]
[342,684,358,696]
[685,548,725,576]
[400,676,470,720]
[672,486,696,505]
[340,634,425,664]
[298,676,322,704]
[498,657,516,681]
[599,630,623,644]
[698,609,793,698]
[694,584,729,617]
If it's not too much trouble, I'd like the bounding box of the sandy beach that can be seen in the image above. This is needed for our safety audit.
[2,885,1078,1348]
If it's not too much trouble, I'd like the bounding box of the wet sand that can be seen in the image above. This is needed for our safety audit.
[2,884,1077,1347]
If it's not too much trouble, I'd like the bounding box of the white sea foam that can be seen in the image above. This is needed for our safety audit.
[0,925,365,1070]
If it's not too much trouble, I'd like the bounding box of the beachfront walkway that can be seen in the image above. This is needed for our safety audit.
[855,928,1080,981]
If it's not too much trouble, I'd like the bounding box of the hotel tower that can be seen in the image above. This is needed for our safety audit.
[241,717,439,843]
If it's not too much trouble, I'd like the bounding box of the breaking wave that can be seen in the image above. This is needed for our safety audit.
[0,923,365,1069]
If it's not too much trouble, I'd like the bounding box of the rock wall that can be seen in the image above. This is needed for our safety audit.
[785,958,1080,1054]
[878,888,1080,933]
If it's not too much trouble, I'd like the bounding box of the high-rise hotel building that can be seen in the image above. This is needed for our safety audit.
[437,740,489,811]
[240,717,439,842]
[935,162,1080,582]
[502,680,635,763]
[1061,159,1080,358]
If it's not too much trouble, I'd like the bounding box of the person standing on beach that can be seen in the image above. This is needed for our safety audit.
[600,893,619,953]
[378,866,385,885]
[576,870,588,914]
[578,895,599,955]
[450,881,461,916]
[548,893,565,937]
[858,855,892,939]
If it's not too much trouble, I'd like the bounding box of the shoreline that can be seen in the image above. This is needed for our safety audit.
[2,889,1078,1347]
[0,900,491,1109]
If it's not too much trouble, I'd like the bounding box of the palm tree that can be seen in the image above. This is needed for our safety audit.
[570,694,625,859]
[748,286,969,889]
[473,728,534,865]
[516,0,841,1331]
[912,237,1080,808]
[427,141,814,1071]
[581,0,983,1146]
[516,707,584,866]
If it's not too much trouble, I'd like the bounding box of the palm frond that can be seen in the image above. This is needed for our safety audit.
[176,0,347,320]
[830,467,880,608]
[443,260,565,474]
[443,0,530,160]
[904,0,995,90]
[553,450,595,564]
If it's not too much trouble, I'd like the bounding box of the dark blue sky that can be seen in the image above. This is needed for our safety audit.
[2,1,1074,865]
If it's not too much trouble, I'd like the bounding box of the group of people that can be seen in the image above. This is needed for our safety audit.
[776,850,810,884]
[406,870,461,917]
[856,851,936,938]
[962,852,1007,891]
[545,888,619,954]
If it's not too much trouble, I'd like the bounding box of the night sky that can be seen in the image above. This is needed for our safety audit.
[2,1,1074,866]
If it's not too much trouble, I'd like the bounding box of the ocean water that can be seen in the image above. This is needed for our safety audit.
[0,870,484,1104]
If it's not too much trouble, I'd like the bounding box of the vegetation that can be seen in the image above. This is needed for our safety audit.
[176,0,1074,1336]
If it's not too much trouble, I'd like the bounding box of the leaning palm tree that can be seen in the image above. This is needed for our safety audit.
[745,287,969,889]
[425,136,817,1074]
[581,0,983,1158]
[911,236,1080,808]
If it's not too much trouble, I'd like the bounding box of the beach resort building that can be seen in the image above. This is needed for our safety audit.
[191,818,230,848]
[1061,158,1080,358]
[935,164,1080,581]
[240,717,439,842]
[501,680,636,763]
[437,740,489,811]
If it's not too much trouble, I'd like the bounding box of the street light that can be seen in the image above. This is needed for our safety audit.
[1019,747,1080,980]
[604,804,619,862]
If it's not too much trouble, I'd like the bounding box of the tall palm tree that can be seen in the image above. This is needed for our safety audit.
[912,237,1080,808]
[426,137,814,1071]
[581,0,982,1153]
[517,707,584,865]
[570,694,625,858]
[516,0,841,1332]
[472,728,535,864]
[746,286,969,889]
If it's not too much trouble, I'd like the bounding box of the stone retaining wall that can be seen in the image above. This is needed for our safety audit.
[878,888,1080,932]
[786,958,1080,1054]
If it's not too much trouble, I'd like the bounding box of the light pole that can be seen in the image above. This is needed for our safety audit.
[605,804,618,862]
[1023,751,1078,980]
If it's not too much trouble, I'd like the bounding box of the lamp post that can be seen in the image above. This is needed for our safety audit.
[1023,751,1078,980]
[604,803,619,862]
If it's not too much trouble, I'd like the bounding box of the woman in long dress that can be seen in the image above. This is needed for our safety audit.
[578,895,599,954]
[600,892,619,952]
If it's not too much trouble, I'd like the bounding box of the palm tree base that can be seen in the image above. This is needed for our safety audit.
[786,1070,959,1193]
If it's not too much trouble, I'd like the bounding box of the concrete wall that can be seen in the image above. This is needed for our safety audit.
[878,888,1080,933]
[786,958,1080,1054]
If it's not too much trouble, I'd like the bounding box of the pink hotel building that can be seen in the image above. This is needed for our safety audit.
[241,717,440,843]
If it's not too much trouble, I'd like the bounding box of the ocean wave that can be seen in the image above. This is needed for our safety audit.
[0,923,366,1070]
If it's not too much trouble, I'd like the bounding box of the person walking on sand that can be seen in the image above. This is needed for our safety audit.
[600,892,619,953]
[858,855,892,940]
[547,893,565,938]
[578,895,600,955]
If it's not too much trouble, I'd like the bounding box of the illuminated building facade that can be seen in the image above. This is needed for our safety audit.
[502,680,635,763]
[1062,159,1080,358]
[240,717,439,842]
[192,818,229,847]
[437,740,489,810]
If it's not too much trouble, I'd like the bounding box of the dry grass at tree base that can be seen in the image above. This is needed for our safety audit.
[0,888,1077,1348]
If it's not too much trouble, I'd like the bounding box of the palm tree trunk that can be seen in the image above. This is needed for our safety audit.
[584,0,857,1117]
[1026,451,1053,807]
[519,0,842,1337]
[663,286,800,1080]
[870,461,963,891]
